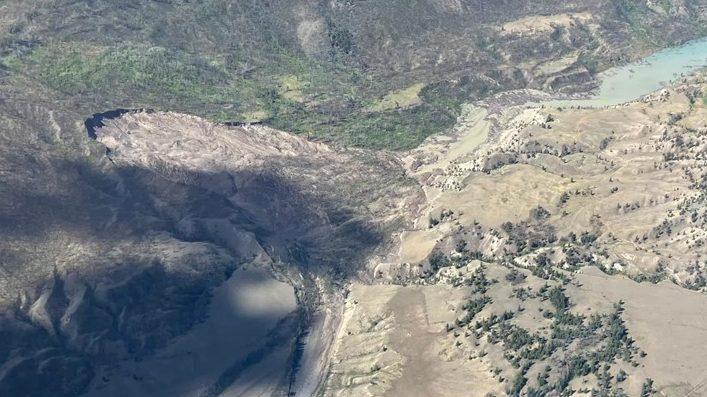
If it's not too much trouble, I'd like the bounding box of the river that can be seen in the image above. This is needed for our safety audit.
[544,36,707,108]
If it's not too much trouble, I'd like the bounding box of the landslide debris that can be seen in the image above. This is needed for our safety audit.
[0,109,422,396]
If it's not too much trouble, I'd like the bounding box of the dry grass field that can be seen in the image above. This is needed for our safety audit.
[320,73,707,397]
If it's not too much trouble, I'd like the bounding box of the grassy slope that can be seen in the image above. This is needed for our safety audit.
[1,0,706,150]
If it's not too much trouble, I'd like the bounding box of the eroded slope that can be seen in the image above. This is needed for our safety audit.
[0,110,422,396]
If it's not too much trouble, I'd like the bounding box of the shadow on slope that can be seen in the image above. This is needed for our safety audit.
[0,147,386,396]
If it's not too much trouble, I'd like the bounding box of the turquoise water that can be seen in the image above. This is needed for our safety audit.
[544,36,707,108]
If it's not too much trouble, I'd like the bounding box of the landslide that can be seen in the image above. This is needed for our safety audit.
[1,1,707,395]
[0,107,422,396]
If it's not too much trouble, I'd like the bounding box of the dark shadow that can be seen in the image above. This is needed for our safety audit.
[0,121,389,396]
[84,109,153,139]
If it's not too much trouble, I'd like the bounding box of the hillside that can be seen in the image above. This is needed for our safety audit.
[0,110,421,396]
[329,72,707,397]
[2,0,706,149]
[1,1,707,396]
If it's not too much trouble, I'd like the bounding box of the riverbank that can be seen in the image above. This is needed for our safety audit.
[542,35,707,108]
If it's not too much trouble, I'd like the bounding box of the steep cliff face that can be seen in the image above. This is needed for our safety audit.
[0,110,422,396]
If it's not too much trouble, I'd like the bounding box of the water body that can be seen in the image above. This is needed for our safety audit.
[544,36,707,108]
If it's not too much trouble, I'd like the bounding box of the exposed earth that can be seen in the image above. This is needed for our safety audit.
[2,1,707,397]
[323,71,707,396]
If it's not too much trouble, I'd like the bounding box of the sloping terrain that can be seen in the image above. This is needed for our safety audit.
[1,1,707,397]
[0,109,421,396]
[2,0,706,149]
[327,72,707,397]
[325,264,707,396]
[400,73,707,284]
